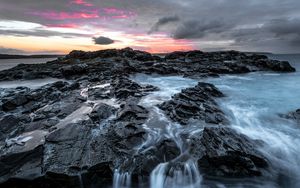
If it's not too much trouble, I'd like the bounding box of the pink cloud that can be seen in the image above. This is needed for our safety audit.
[102,7,136,18]
[30,11,99,20]
[45,23,80,28]
[103,7,124,14]
[71,0,93,7]
[29,6,136,21]
[111,15,131,19]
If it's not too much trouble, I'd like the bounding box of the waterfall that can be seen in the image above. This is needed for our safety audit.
[113,169,132,188]
[150,160,202,188]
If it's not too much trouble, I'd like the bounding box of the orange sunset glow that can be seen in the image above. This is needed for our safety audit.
[0,34,195,54]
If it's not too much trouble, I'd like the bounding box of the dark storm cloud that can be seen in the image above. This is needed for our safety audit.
[265,18,300,36]
[148,15,179,34]
[264,18,300,46]
[93,36,114,45]
[227,18,300,52]
[172,20,230,39]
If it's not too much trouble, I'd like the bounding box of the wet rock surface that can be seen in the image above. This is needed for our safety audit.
[111,77,158,100]
[0,48,295,187]
[159,82,229,125]
[190,127,269,178]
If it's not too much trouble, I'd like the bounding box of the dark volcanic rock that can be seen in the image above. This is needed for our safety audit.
[121,138,181,179]
[0,115,22,141]
[0,48,295,81]
[0,47,295,187]
[159,82,228,125]
[107,98,149,153]
[66,47,159,62]
[87,84,111,100]
[1,87,30,111]
[89,103,116,123]
[0,63,64,81]
[60,63,88,77]
[17,122,113,188]
[248,58,296,72]
[116,98,148,124]
[44,123,94,175]
[111,77,158,100]
[0,130,47,183]
[165,51,189,60]
[190,127,269,178]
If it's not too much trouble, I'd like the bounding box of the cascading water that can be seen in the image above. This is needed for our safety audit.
[150,159,202,188]
[112,74,203,188]
[113,169,132,188]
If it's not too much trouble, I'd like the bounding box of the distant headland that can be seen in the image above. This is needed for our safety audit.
[0,54,65,59]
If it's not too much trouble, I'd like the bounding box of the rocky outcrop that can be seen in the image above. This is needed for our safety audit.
[0,48,295,81]
[159,82,228,125]
[0,75,161,187]
[190,127,269,178]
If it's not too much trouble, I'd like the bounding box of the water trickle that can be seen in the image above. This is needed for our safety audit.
[113,169,132,188]
[78,173,84,188]
[150,159,202,188]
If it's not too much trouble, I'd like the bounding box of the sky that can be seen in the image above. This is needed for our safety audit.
[0,0,300,54]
